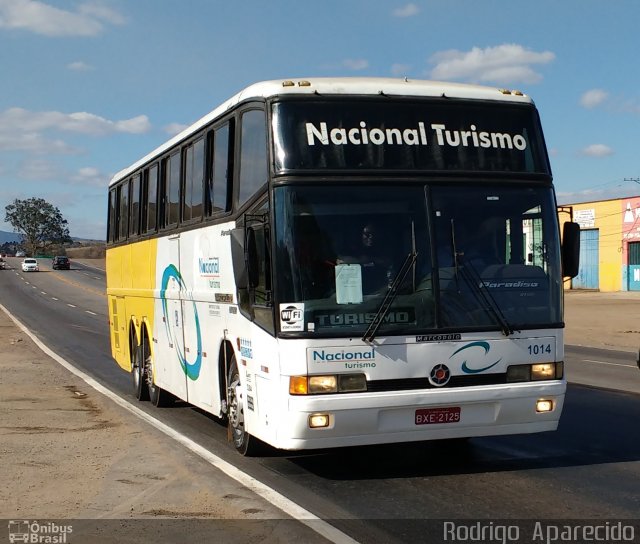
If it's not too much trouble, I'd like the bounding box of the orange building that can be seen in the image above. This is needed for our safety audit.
[560,195,640,291]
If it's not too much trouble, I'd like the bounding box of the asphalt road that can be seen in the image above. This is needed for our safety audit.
[1,257,639,543]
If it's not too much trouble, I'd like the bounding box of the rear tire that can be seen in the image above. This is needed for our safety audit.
[132,342,149,401]
[143,335,172,408]
[226,356,261,456]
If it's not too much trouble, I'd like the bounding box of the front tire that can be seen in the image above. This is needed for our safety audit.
[226,356,261,456]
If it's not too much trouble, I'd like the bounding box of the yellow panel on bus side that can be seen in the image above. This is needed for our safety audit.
[106,238,158,372]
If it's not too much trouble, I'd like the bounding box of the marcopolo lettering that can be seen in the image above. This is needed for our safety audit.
[312,349,376,362]
[305,121,528,151]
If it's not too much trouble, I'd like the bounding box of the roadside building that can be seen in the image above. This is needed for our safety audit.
[560,195,640,291]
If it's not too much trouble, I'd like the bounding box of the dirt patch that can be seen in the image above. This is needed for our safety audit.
[0,312,319,535]
[564,291,640,352]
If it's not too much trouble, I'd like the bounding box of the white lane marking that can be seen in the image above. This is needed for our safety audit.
[85,310,97,316]
[41,291,47,295]
[52,297,59,301]
[581,359,636,369]
[0,302,358,544]
[67,304,76,308]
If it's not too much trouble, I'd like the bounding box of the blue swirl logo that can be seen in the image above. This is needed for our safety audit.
[160,264,202,380]
[450,341,502,374]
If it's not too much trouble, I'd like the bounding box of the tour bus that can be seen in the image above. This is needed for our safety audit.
[107,78,580,455]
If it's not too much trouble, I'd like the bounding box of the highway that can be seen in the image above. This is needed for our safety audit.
[1,256,639,543]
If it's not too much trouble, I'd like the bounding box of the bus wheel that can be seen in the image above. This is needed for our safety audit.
[132,340,149,401]
[226,356,260,456]
[147,345,171,408]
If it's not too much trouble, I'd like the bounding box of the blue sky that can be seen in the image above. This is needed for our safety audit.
[1,0,640,240]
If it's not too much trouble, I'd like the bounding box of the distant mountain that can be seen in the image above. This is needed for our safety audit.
[0,230,23,244]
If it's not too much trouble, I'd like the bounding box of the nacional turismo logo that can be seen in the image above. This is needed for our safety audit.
[279,303,304,332]
[8,520,73,543]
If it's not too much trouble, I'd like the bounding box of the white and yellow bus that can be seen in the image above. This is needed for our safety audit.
[107,78,580,455]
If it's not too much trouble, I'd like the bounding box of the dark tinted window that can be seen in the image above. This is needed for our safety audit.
[147,164,158,232]
[207,123,231,215]
[183,138,204,222]
[164,151,180,226]
[238,110,267,207]
[118,183,128,240]
[108,188,117,242]
[129,174,141,237]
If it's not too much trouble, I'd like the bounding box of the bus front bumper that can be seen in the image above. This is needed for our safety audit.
[276,381,566,450]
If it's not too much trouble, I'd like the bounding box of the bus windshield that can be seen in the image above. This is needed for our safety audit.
[274,184,562,336]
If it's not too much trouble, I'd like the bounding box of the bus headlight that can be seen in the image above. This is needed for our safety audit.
[309,375,338,394]
[507,362,563,382]
[289,373,367,395]
[531,363,555,380]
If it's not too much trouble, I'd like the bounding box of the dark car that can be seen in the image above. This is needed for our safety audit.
[52,256,70,270]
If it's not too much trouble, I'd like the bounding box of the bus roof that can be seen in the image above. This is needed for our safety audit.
[109,77,534,187]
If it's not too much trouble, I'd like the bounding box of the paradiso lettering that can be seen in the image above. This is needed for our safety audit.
[305,122,528,151]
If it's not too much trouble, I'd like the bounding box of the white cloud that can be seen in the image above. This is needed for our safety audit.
[393,3,419,17]
[70,166,108,187]
[429,44,555,85]
[0,132,77,154]
[0,108,151,136]
[581,144,614,157]
[343,58,369,71]
[0,0,126,37]
[163,122,188,136]
[67,61,94,71]
[79,1,127,25]
[580,89,609,109]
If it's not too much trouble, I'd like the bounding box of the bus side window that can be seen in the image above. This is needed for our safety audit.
[146,163,158,233]
[238,109,267,209]
[108,188,117,242]
[183,137,204,223]
[129,173,141,237]
[239,200,274,334]
[118,182,128,240]
[163,151,180,228]
[207,121,233,216]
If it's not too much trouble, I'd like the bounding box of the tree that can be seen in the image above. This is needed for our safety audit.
[4,197,72,256]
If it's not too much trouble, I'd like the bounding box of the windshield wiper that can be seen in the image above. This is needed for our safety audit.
[362,250,418,343]
[448,219,513,336]
[458,256,514,336]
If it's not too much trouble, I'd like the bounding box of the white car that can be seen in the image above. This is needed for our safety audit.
[21,258,39,272]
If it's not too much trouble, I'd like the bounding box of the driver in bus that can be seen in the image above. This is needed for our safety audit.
[337,222,395,293]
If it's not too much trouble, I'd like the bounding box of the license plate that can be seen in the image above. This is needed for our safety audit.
[415,406,461,425]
